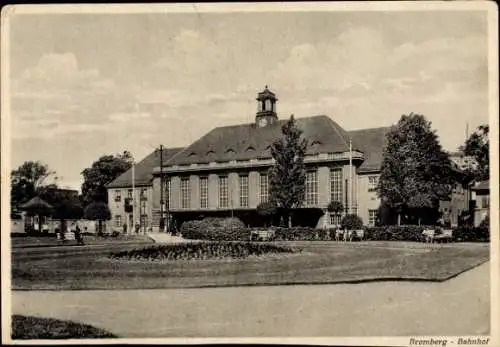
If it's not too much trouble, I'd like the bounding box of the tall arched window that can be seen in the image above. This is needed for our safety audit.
[265,99,272,111]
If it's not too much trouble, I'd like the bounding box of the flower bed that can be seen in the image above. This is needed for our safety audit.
[180,217,250,241]
[109,241,299,261]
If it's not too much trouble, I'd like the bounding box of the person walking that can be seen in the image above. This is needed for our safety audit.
[135,221,140,235]
[75,222,84,245]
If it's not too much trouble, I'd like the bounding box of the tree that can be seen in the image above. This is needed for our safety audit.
[341,214,363,230]
[268,115,308,228]
[377,113,454,225]
[327,201,344,227]
[11,161,55,212]
[40,187,84,234]
[256,201,278,227]
[460,124,489,181]
[81,151,133,205]
[83,202,111,236]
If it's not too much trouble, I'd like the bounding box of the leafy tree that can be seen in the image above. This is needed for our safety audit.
[256,201,278,227]
[377,113,454,225]
[460,124,489,181]
[268,115,308,228]
[39,187,83,233]
[11,161,55,212]
[83,202,111,236]
[327,201,344,226]
[341,214,363,230]
[81,151,133,205]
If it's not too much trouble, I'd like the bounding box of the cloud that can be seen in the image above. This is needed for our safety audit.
[11,52,134,139]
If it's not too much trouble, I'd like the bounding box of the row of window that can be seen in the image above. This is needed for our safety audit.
[172,174,268,209]
[114,188,148,202]
[328,209,378,226]
[114,214,148,228]
[164,169,369,209]
[115,172,378,209]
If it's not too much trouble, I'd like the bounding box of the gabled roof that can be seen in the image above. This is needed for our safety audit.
[107,147,184,189]
[165,115,354,166]
[471,180,489,191]
[349,126,393,172]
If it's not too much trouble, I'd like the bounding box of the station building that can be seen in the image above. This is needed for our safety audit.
[147,87,392,229]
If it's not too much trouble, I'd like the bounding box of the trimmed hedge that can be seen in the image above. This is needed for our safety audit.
[180,217,249,241]
[364,226,428,242]
[109,241,299,261]
[453,226,489,242]
[180,217,490,243]
[272,227,333,241]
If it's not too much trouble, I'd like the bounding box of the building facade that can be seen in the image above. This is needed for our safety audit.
[106,147,183,233]
[151,87,392,229]
[471,180,490,227]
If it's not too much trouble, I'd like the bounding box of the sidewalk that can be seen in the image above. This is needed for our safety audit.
[11,262,490,338]
[147,233,193,244]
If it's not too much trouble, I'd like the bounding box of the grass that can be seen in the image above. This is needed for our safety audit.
[11,241,490,290]
[11,234,154,248]
[11,315,117,339]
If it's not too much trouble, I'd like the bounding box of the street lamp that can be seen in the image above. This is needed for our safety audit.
[156,145,165,233]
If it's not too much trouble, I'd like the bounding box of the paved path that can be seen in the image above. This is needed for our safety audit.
[147,233,190,244]
[12,262,490,338]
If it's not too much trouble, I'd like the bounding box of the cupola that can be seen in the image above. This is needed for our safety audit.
[255,85,278,127]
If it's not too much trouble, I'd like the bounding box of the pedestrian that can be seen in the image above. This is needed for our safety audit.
[135,221,140,234]
[75,222,84,245]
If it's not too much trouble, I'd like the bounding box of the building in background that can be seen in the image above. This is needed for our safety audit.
[438,152,478,227]
[106,147,183,233]
[150,87,392,229]
[471,180,490,227]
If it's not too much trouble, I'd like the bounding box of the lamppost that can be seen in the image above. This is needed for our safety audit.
[131,155,136,232]
[156,144,165,232]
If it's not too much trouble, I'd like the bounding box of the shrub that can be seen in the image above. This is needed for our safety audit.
[180,217,249,241]
[327,201,344,214]
[272,226,328,241]
[453,226,489,242]
[341,214,363,230]
[479,214,490,229]
[109,241,299,261]
[364,225,428,242]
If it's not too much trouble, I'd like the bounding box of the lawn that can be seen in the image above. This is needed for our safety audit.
[11,234,154,248]
[11,241,490,290]
[11,315,116,339]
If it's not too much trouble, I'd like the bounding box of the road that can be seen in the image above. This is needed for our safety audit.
[11,262,490,338]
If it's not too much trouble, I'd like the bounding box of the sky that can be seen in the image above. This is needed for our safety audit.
[6,7,490,191]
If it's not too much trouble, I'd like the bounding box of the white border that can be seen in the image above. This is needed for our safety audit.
[1,2,498,346]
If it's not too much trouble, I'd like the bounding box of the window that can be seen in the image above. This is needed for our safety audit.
[330,169,343,203]
[181,177,190,209]
[260,173,269,203]
[305,170,318,206]
[199,177,208,208]
[265,99,272,110]
[140,214,148,227]
[127,189,133,199]
[240,175,249,208]
[114,215,122,227]
[165,177,171,210]
[368,175,379,192]
[114,190,121,202]
[329,213,341,226]
[219,176,229,208]
[140,188,147,200]
[368,209,378,226]
[140,200,147,214]
[481,196,490,209]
